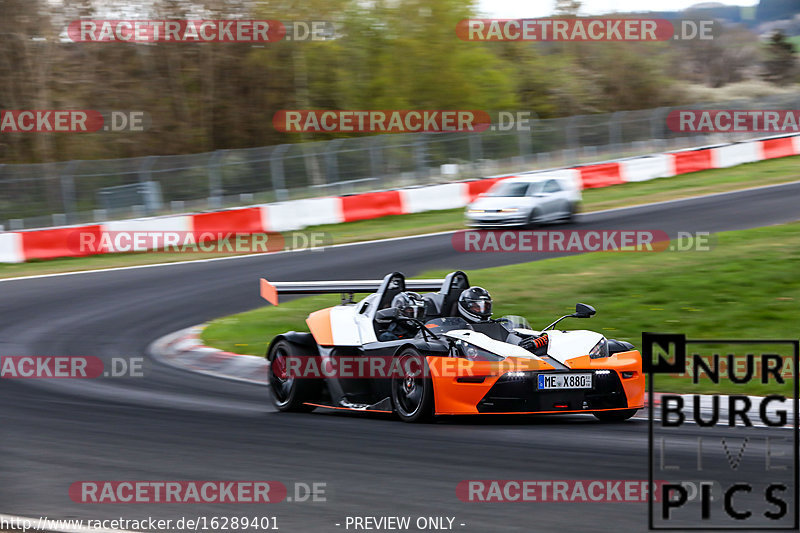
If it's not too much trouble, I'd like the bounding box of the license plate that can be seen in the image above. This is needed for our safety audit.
[537,373,593,390]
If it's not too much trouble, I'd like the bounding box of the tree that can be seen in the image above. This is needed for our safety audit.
[554,0,581,17]
[762,30,797,85]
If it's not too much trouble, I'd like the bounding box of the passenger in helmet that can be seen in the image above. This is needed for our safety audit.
[377,291,426,341]
[457,287,492,323]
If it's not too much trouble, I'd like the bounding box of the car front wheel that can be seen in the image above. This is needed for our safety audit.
[391,348,434,423]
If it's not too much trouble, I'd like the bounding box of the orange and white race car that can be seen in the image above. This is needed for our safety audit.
[260,271,644,423]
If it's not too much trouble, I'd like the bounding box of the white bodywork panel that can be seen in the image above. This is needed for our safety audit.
[444,330,544,360]
[545,329,604,365]
[324,304,378,346]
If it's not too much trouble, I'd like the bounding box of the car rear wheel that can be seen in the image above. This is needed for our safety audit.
[593,408,638,422]
[563,201,578,222]
[525,209,542,229]
[391,348,434,423]
[267,340,320,412]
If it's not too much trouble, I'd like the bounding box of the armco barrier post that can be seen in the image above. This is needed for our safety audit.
[369,136,383,182]
[208,150,223,209]
[138,156,156,214]
[414,134,428,183]
[59,161,77,225]
[270,144,290,201]
[325,139,344,186]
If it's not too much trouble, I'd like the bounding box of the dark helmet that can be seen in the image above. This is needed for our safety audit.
[458,287,492,322]
[391,291,426,320]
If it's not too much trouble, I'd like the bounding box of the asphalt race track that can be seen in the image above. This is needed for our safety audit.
[2,182,799,532]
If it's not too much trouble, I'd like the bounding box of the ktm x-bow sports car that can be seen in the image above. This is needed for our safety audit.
[259,271,644,422]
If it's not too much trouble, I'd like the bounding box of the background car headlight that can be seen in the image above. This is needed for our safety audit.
[499,208,519,213]
[467,208,485,214]
[589,337,609,359]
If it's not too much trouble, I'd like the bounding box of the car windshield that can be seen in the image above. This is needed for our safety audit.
[485,181,531,197]
[497,315,533,331]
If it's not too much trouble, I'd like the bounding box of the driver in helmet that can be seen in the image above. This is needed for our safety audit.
[377,291,426,341]
[457,287,548,354]
[457,287,493,323]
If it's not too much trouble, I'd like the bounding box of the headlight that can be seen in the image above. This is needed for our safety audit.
[452,340,504,362]
[499,208,519,213]
[467,208,485,214]
[589,337,609,359]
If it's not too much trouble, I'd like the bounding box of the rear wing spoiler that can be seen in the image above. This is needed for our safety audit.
[260,277,444,306]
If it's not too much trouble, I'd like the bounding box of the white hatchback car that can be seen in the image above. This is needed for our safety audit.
[464,176,581,228]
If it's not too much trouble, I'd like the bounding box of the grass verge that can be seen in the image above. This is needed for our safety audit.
[202,222,800,395]
[1,155,798,279]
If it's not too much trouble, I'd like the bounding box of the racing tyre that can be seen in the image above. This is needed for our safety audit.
[563,201,578,222]
[525,209,542,229]
[593,409,638,422]
[391,348,434,423]
[267,340,321,412]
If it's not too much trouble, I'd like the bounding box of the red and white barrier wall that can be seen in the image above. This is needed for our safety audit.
[3,134,799,263]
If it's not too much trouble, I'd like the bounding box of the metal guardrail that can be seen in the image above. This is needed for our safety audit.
[2,94,799,230]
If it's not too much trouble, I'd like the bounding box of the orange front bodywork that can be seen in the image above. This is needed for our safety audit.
[428,350,644,415]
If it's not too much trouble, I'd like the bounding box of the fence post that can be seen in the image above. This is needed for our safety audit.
[270,144,290,201]
[517,112,535,162]
[325,139,344,187]
[469,132,483,165]
[414,133,428,183]
[566,115,579,150]
[609,111,623,154]
[369,136,383,184]
[208,150,223,209]
[138,155,156,184]
[60,160,78,224]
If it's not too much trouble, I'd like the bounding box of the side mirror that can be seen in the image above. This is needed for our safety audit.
[375,307,399,323]
[573,303,596,318]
